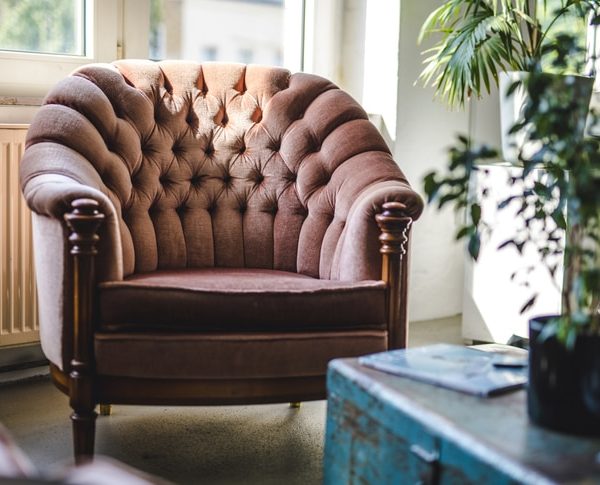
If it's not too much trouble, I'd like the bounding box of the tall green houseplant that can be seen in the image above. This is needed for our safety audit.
[419,0,599,108]
[424,33,600,433]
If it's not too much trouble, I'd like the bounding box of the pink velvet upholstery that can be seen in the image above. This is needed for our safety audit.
[20,61,422,404]
[94,330,387,380]
[99,268,386,332]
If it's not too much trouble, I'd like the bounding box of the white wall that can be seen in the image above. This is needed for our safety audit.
[361,0,400,137]
[395,0,470,322]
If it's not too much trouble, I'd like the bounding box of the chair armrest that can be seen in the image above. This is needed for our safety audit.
[21,142,124,282]
[20,144,124,371]
[331,180,423,282]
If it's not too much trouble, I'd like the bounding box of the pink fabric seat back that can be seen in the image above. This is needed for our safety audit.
[26,61,407,278]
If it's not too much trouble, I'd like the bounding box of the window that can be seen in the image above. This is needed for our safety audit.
[0,1,125,98]
[201,45,218,62]
[238,48,253,64]
[0,0,86,56]
[149,0,298,69]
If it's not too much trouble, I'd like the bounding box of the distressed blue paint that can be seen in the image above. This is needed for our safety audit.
[324,358,600,484]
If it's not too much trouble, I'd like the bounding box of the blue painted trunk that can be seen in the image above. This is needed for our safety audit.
[324,357,600,484]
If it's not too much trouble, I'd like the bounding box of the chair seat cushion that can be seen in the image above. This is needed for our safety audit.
[98,268,386,332]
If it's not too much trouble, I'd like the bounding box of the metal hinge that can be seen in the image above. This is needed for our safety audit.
[410,443,440,485]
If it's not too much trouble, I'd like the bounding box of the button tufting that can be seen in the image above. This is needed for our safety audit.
[140,140,153,155]
[205,145,214,156]
[131,176,141,190]
[253,172,265,184]
[312,138,322,152]
[190,175,204,186]
[186,110,198,126]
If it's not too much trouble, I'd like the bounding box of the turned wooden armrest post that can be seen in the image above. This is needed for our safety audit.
[64,199,104,463]
[376,202,413,350]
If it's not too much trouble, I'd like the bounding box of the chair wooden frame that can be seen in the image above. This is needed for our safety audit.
[57,198,413,462]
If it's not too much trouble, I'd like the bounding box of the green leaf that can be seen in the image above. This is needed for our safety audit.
[423,172,439,201]
[538,318,559,342]
[468,231,481,260]
[506,79,522,97]
[456,225,472,240]
[533,181,548,195]
[565,327,577,350]
[497,239,516,250]
[551,210,567,230]
[498,195,517,209]
[438,192,460,208]
[470,202,481,225]
[519,294,537,313]
[418,5,516,107]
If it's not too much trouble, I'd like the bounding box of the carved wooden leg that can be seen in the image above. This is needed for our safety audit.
[376,202,412,350]
[64,199,104,463]
[99,404,112,416]
[289,402,302,409]
[72,412,96,462]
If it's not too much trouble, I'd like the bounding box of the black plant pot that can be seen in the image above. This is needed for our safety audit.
[528,315,600,435]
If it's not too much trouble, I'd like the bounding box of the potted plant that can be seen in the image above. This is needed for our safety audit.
[418,0,599,161]
[423,35,600,434]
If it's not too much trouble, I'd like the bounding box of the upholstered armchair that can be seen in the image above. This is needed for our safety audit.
[20,61,423,461]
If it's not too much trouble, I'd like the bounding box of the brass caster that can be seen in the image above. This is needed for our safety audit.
[289,402,302,409]
[99,404,112,416]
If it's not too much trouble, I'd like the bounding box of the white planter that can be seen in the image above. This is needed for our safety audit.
[462,164,564,343]
[499,71,595,163]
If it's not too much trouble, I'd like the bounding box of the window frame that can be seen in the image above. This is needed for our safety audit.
[0,0,119,97]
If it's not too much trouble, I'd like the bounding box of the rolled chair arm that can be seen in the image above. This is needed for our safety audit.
[331,180,423,349]
[21,142,124,282]
[21,173,123,280]
[331,180,423,282]
[20,144,124,372]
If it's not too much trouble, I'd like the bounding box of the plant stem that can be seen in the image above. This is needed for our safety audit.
[536,6,572,59]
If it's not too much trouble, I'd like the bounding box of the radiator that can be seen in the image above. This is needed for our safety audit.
[0,124,38,347]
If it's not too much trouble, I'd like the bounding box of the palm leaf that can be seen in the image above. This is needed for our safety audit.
[419,7,522,107]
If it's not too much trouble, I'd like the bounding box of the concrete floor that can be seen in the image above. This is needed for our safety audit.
[0,316,461,484]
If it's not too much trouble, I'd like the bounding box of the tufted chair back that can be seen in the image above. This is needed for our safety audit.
[23,61,409,281]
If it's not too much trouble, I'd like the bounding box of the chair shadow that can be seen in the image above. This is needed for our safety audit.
[95,401,327,485]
